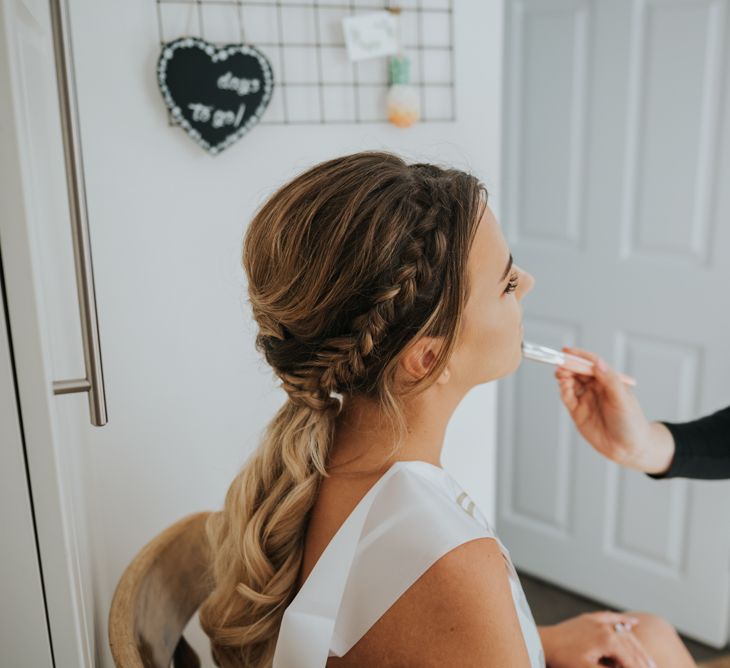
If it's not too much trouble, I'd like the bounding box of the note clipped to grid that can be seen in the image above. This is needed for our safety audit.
[342,11,399,62]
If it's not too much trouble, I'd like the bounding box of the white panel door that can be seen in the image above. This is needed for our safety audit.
[499,0,730,647]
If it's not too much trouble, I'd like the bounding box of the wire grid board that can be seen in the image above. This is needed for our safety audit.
[155,0,455,124]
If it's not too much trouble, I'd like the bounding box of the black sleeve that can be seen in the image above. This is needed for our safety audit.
[645,405,730,480]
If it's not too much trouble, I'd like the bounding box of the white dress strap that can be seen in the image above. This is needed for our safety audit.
[329,466,495,657]
[271,462,406,668]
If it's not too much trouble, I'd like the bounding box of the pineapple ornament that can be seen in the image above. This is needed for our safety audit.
[386,53,420,128]
[385,7,420,128]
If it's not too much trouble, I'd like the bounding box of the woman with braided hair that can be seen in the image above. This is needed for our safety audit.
[198,151,695,667]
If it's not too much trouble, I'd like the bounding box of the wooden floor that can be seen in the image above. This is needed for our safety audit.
[518,570,730,665]
[699,659,730,668]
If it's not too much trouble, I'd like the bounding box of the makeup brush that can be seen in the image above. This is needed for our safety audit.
[522,341,637,387]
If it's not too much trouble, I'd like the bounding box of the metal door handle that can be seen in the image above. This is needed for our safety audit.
[49,0,108,426]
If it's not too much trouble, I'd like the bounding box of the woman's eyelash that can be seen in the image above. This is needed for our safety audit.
[504,271,519,295]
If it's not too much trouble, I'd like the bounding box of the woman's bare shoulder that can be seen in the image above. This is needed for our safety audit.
[328,536,532,667]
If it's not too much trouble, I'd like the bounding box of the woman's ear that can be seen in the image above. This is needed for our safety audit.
[400,337,442,381]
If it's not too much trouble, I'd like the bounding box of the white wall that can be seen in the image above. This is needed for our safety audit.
[32,1,506,664]
[70,3,504,662]
[69,0,505,512]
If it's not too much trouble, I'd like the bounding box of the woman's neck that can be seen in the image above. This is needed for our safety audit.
[325,390,460,476]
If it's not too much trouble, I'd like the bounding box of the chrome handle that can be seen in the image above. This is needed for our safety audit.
[49,0,108,426]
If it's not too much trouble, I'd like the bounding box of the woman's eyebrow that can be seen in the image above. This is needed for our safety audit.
[499,254,514,283]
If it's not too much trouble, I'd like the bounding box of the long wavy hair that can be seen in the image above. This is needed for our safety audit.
[198,151,486,666]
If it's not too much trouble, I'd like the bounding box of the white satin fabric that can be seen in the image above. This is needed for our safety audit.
[272,460,545,667]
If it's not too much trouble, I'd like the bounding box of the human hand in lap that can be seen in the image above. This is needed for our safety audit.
[538,611,657,668]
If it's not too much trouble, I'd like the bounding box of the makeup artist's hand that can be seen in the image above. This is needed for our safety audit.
[554,347,675,475]
[538,612,657,668]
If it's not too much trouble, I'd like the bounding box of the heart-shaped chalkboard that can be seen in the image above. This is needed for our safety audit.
[157,37,274,155]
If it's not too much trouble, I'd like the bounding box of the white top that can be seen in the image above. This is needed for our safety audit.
[272,460,545,667]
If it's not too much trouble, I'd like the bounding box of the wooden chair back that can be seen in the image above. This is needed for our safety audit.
[108,511,215,668]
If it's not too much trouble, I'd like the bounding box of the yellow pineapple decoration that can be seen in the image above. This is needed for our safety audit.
[386,54,420,128]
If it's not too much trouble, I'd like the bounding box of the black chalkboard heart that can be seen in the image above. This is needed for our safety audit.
[157,37,274,155]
